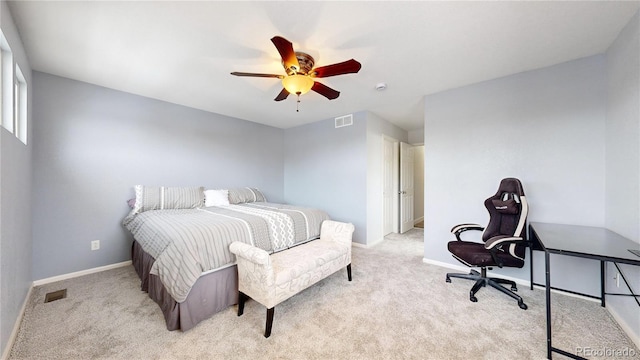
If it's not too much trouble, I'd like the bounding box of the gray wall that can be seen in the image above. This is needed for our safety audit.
[283,111,407,246]
[283,112,368,244]
[604,10,640,342]
[32,72,285,280]
[423,55,607,295]
[423,13,640,341]
[0,1,32,355]
[408,128,424,145]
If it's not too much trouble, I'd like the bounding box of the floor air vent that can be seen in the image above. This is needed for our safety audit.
[335,114,353,128]
[44,289,67,303]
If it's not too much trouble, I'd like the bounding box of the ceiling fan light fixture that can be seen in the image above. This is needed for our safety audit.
[231,36,361,104]
[282,74,314,95]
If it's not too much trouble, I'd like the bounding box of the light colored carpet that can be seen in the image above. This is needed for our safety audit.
[10,229,638,359]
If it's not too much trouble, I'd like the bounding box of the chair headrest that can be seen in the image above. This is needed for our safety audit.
[493,197,520,214]
[501,192,521,203]
[490,179,525,214]
[496,178,525,197]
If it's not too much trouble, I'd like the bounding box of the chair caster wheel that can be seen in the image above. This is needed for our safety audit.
[446,276,451,283]
[518,302,528,310]
[470,296,478,302]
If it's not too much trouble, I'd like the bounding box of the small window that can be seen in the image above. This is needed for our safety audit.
[0,29,27,145]
[15,65,27,144]
[0,30,14,133]
[0,36,2,126]
[14,75,18,127]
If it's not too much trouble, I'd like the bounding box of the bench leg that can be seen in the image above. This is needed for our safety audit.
[347,263,352,281]
[265,307,274,338]
[238,291,248,316]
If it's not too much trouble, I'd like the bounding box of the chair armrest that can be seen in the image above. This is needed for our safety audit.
[484,235,526,268]
[229,241,271,266]
[451,223,484,241]
[320,220,355,247]
[484,235,524,250]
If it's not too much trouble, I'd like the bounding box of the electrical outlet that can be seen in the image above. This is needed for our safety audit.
[91,240,100,251]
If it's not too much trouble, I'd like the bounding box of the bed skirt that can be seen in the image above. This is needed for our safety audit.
[131,241,239,331]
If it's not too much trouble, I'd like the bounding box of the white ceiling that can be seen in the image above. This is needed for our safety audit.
[7,1,640,131]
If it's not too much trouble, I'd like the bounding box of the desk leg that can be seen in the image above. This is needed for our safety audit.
[600,261,606,307]
[545,250,552,359]
[530,246,534,290]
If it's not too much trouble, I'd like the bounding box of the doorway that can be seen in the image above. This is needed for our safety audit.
[399,142,415,233]
[413,145,424,228]
[383,136,399,236]
[383,139,424,235]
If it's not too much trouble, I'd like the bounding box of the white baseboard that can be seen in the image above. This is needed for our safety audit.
[414,216,424,225]
[3,261,133,359]
[422,258,468,272]
[422,258,599,302]
[351,236,385,249]
[1,285,33,360]
[529,284,600,303]
[424,257,640,349]
[607,304,640,349]
[367,237,385,248]
[33,260,132,286]
[422,258,531,287]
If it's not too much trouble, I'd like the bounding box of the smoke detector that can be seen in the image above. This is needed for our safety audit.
[375,82,387,91]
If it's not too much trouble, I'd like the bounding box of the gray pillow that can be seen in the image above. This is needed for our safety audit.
[133,185,204,214]
[227,187,266,204]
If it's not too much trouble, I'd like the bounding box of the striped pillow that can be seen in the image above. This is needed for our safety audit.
[133,185,204,214]
[227,187,267,204]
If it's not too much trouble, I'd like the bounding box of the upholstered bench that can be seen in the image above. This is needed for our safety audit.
[229,220,355,337]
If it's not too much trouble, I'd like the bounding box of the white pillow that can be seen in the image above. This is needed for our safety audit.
[204,189,230,207]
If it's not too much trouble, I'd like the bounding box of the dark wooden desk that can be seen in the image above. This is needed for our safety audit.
[529,222,640,360]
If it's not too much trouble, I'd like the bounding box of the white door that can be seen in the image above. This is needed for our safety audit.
[400,142,415,233]
[383,137,397,235]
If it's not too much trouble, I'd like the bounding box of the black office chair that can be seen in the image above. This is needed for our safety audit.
[446,178,529,310]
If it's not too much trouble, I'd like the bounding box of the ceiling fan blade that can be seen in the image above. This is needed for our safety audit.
[311,82,340,100]
[311,59,362,78]
[274,88,289,101]
[230,72,283,79]
[271,36,300,72]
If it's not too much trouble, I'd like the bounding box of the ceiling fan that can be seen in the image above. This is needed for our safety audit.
[231,36,362,111]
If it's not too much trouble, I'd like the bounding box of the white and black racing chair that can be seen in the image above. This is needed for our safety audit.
[446,177,529,310]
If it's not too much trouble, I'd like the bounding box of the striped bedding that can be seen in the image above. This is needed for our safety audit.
[123,202,329,302]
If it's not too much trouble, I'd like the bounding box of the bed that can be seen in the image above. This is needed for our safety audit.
[123,186,330,331]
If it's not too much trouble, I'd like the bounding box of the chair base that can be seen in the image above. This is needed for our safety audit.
[446,268,527,310]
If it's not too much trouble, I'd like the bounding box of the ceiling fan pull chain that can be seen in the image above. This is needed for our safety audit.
[296,92,301,112]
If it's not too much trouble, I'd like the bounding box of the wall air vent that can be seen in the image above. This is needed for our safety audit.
[335,114,353,128]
